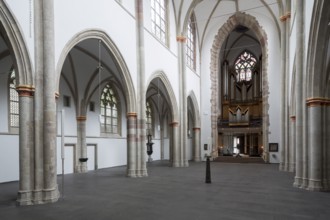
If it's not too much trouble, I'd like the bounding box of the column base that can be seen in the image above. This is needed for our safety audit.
[193,156,202,162]
[76,164,88,173]
[127,169,138,177]
[32,189,43,204]
[307,179,323,191]
[171,161,181,167]
[17,190,33,206]
[301,178,309,189]
[17,186,59,206]
[127,169,148,177]
[279,162,285,171]
[172,160,189,167]
[137,169,148,177]
[293,176,303,188]
[43,186,60,204]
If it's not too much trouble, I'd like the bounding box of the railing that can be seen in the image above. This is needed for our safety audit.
[218,117,262,128]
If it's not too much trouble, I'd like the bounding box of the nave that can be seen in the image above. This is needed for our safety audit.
[1,161,330,220]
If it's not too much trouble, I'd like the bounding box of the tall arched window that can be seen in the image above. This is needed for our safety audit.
[9,70,19,130]
[100,83,120,134]
[186,13,196,70]
[234,50,257,83]
[150,0,168,44]
[146,101,153,135]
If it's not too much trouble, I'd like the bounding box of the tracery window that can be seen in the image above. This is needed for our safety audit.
[150,0,167,44]
[100,84,119,134]
[186,13,196,70]
[234,51,257,83]
[9,70,19,129]
[146,101,153,135]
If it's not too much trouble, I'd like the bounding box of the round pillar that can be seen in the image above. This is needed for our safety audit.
[127,112,137,177]
[76,116,88,173]
[16,86,34,205]
[193,127,201,161]
[170,122,180,167]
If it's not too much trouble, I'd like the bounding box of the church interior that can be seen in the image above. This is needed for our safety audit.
[0,0,329,219]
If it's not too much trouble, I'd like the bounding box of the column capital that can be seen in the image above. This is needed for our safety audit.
[76,116,87,121]
[176,36,186,43]
[127,112,137,118]
[55,92,60,99]
[169,121,179,127]
[16,85,35,97]
[280,12,291,22]
[306,97,330,107]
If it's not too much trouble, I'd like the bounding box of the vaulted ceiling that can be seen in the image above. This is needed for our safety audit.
[171,0,283,50]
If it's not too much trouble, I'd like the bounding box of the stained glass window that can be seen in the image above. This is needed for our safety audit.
[186,13,196,70]
[9,70,19,128]
[100,84,119,134]
[235,51,257,83]
[151,0,167,44]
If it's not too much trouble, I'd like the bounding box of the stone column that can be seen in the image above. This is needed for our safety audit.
[33,0,44,204]
[170,122,180,167]
[257,133,262,155]
[135,0,147,177]
[284,2,292,172]
[289,116,296,172]
[16,86,35,205]
[293,1,305,188]
[223,61,228,100]
[193,127,201,161]
[306,99,322,190]
[76,116,88,173]
[177,35,189,167]
[37,0,59,203]
[279,11,288,171]
[244,133,247,154]
[160,126,164,160]
[127,112,137,177]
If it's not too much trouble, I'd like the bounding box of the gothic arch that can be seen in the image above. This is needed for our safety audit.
[306,0,330,98]
[187,91,200,128]
[303,0,330,191]
[56,29,136,113]
[210,12,269,159]
[147,71,179,122]
[0,1,33,86]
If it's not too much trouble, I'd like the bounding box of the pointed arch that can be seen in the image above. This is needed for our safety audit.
[0,1,33,85]
[55,29,136,113]
[210,12,269,159]
[147,71,179,122]
[187,90,200,128]
[306,0,330,98]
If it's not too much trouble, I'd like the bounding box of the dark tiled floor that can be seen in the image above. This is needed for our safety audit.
[0,161,330,220]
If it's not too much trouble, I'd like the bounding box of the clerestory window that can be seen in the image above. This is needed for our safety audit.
[150,0,168,44]
[234,51,257,83]
[186,13,197,70]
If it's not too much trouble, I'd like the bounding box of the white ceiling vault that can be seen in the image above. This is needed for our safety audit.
[171,0,283,51]
[0,0,284,95]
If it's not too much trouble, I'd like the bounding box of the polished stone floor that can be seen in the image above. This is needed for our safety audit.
[1,161,330,220]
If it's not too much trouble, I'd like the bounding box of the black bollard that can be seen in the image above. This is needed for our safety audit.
[205,156,211,183]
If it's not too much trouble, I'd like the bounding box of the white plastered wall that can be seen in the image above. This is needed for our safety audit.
[1,0,200,182]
